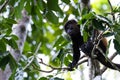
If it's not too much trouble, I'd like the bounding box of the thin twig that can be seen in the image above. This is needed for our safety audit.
[23,56,34,71]
[35,55,88,73]
[108,0,115,21]
[32,64,54,73]
[108,0,113,11]
[32,58,69,73]
[35,42,41,55]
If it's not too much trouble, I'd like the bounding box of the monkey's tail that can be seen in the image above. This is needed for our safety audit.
[97,52,120,70]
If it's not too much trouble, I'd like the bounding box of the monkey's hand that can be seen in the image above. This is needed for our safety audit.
[68,60,78,71]
[68,63,74,71]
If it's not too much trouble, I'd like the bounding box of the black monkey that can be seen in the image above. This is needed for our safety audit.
[64,20,84,70]
[64,19,120,71]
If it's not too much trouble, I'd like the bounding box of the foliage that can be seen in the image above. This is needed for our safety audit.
[0,0,120,80]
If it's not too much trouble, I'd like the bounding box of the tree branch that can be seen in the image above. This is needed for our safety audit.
[108,0,115,21]
[76,59,88,67]
[33,58,69,73]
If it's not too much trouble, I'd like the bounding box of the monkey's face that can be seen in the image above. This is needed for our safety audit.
[65,24,80,36]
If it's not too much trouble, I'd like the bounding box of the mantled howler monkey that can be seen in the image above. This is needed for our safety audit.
[64,19,120,71]
[64,20,84,71]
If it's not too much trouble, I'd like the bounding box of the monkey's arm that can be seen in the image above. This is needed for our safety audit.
[64,19,85,71]
[68,43,80,71]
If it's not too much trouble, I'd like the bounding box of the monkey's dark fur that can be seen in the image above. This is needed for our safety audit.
[64,19,120,71]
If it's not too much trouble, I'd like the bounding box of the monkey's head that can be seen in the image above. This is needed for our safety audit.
[64,19,80,37]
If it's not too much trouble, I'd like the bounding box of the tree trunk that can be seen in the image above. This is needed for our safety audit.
[0,10,29,80]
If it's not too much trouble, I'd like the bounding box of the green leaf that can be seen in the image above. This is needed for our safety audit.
[4,38,18,49]
[0,56,9,70]
[36,5,43,25]
[10,35,19,40]
[61,0,70,4]
[47,0,63,17]
[53,36,64,47]
[114,35,120,52]
[113,6,120,13]
[79,12,95,24]
[0,52,17,71]
[47,0,59,11]
[0,51,9,59]
[52,77,64,80]
[37,0,44,11]
[46,10,58,24]
[9,54,17,71]
[23,42,31,53]
[83,30,89,42]
[113,39,120,54]
[113,23,120,35]
[106,39,111,55]
[50,58,60,67]
[9,0,16,6]
[0,40,6,52]
[4,18,17,24]
[25,0,31,13]
[115,33,120,43]
[15,0,26,19]
[2,23,10,28]
[103,31,114,37]
[92,19,105,30]
[0,52,10,70]
[81,7,89,15]
[67,54,72,61]
[95,15,112,27]
[64,56,70,66]
[39,77,48,80]
[72,7,79,17]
